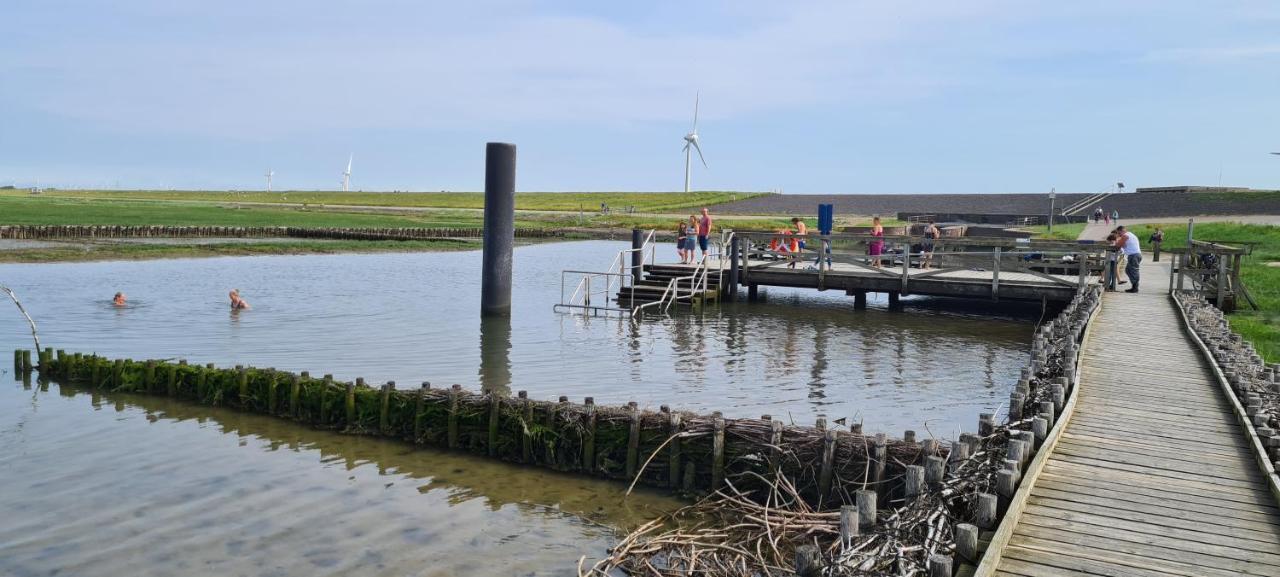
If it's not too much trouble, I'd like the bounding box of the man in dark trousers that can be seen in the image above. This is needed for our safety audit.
[1115,226,1142,292]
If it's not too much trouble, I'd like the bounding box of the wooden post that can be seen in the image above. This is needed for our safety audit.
[997,469,1018,506]
[1008,438,1028,471]
[414,382,430,441]
[380,381,395,435]
[584,397,598,471]
[113,360,125,390]
[667,410,682,486]
[925,455,945,486]
[978,413,994,437]
[448,384,461,449]
[839,505,858,548]
[992,247,1001,301]
[146,360,158,392]
[872,433,888,499]
[236,365,247,405]
[818,428,837,502]
[1217,254,1228,309]
[488,391,502,457]
[856,489,877,528]
[901,242,910,293]
[904,464,925,499]
[976,493,998,529]
[712,416,726,491]
[928,554,953,577]
[320,374,334,424]
[625,402,641,479]
[266,370,278,413]
[794,545,822,577]
[12,349,20,373]
[949,441,970,473]
[955,523,979,562]
[345,382,357,427]
[1032,416,1048,445]
[520,391,533,463]
[768,419,784,477]
[289,374,301,417]
[547,396,566,466]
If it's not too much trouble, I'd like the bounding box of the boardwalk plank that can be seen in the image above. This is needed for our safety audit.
[1014,524,1280,575]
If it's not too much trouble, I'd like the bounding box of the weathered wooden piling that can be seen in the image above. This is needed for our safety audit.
[448,384,461,449]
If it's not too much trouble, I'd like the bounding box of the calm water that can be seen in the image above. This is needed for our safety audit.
[0,240,1034,433]
[0,377,678,577]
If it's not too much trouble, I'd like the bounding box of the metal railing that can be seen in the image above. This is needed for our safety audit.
[554,229,657,315]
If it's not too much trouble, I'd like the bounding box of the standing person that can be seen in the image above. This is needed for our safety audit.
[1093,208,1103,224]
[1111,209,1120,226]
[868,216,885,268]
[1149,226,1165,262]
[1116,225,1141,292]
[921,219,940,270]
[676,219,689,264]
[696,207,714,261]
[1103,209,1110,225]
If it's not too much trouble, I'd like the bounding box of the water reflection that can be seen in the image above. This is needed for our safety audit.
[479,316,512,395]
[0,379,680,577]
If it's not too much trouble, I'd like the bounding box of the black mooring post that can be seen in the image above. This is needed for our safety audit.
[481,142,516,317]
[726,236,740,298]
[631,228,644,284]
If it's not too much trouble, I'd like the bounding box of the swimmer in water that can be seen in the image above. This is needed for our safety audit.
[229,289,250,310]
[112,292,126,306]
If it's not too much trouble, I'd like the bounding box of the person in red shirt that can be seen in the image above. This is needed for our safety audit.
[696,207,714,260]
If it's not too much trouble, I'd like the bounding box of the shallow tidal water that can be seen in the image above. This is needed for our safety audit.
[0,378,678,577]
[0,240,1035,434]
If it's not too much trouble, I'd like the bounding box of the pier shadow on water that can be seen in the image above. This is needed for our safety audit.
[0,374,679,577]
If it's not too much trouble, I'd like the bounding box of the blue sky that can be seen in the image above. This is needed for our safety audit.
[2,1,1278,193]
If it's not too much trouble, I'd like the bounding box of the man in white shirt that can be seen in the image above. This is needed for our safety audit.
[1114,226,1142,292]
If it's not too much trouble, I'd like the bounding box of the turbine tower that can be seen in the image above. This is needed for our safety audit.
[682,94,707,193]
[342,155,353,192]
[265,169,274,192]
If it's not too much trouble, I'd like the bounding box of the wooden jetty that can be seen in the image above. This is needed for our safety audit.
[980,260,1280,576]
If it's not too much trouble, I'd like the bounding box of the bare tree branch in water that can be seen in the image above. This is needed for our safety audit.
[1,285,41,351]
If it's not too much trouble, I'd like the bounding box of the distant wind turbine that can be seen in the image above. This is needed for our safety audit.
[265,169,274,192]
[342,154,353,192]
[682,94,707,193]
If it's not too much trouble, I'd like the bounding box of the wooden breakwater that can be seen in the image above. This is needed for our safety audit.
[0,225,562,241]
[18,349,949,503]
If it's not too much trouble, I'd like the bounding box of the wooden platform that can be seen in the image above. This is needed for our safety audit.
[662,256,1093,302]
[992,261,1280,576]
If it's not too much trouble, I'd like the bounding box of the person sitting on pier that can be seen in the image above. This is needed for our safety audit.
[229,289,250,310]
[112,292,127,306]
[868,216,885,268]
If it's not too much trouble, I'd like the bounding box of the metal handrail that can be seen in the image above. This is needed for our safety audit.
[556,229,657,315]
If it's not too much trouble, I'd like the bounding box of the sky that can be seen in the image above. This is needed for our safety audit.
[1,1,1278,193]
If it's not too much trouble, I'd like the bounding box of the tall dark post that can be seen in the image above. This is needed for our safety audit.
[481,142,516,317]
[631,229,644,284]
[726,235,740,298]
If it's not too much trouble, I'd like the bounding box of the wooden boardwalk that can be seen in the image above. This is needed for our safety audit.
[991,261,1280,576]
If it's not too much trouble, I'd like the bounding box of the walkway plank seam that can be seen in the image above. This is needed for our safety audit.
[989,259,1280,576]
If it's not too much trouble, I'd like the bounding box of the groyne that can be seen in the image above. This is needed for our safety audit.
[0,225,561,241]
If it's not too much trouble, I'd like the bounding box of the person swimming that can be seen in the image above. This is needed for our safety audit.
[112,292,127,306]
[229,289,250,310]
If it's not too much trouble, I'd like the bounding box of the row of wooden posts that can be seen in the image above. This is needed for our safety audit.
[17,348,955,504]
[0,225,562,241]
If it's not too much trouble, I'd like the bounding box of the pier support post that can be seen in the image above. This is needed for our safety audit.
[631,229,644,284]
[481,142,516,317]
[748,283,759,302]
[726,235,740,299]
[888,291,901,309]
[852,290,867,310]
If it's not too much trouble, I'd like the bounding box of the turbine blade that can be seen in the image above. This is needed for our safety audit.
[692,140,707,169]
[1271,152,1280,155]
[692,92,699,130]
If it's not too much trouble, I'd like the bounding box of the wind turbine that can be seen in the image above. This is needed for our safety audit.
[342,154,353,192]
[682,94,707,193]
[265,169,274,192]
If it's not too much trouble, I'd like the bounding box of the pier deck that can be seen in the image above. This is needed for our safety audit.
[662,257,1094,303]
[990,261,1280,576]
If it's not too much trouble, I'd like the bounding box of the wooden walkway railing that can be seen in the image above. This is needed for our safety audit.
[981,260,1280,576]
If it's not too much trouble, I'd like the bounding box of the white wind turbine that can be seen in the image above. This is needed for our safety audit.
[682,94,707,193]
[265,168,274,192]
[342,154,353,192]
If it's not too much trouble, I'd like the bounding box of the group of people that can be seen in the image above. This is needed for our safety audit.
[766,217,810,268]
[675,207,714,264]
[1092,207,1120,225]
[1103,226,1143,292]
[109,290,250,309]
